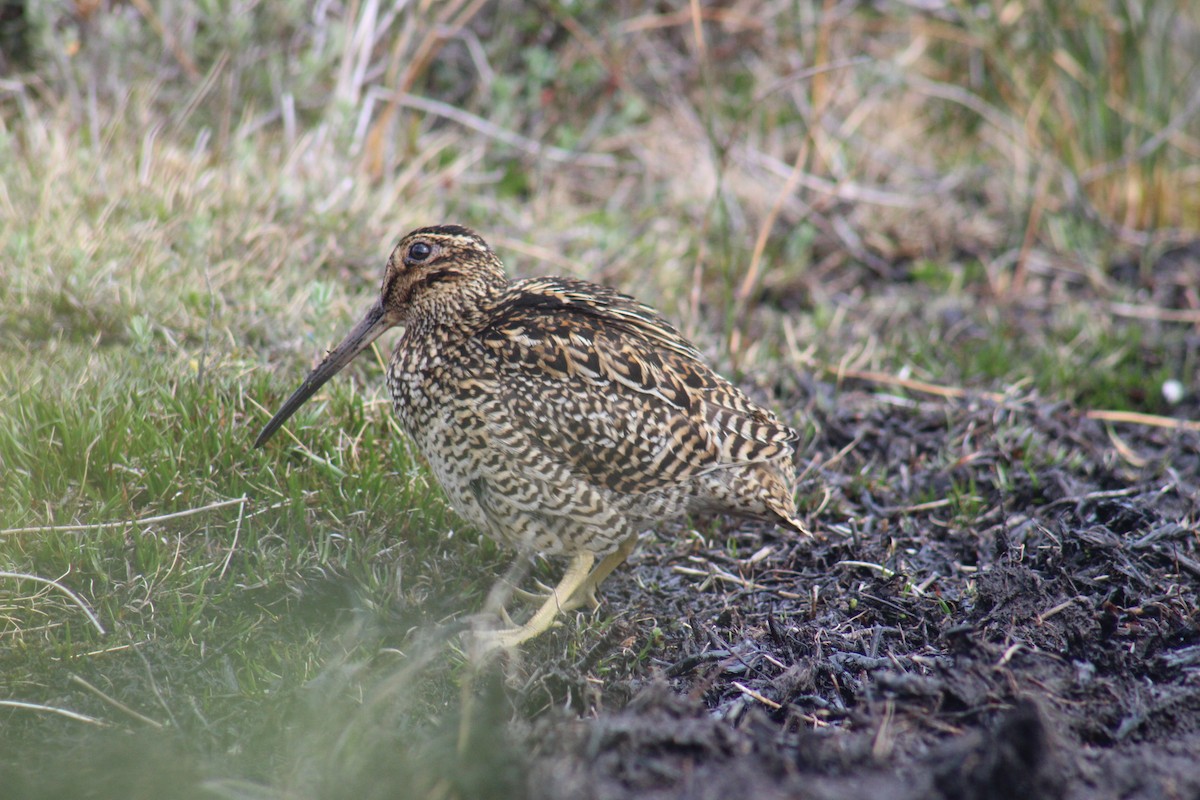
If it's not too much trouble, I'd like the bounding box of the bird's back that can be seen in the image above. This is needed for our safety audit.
[388,276,803,553]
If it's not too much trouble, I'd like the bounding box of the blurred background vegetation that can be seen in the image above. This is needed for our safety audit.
[2,0,1196,402]
[1,0,1197,797]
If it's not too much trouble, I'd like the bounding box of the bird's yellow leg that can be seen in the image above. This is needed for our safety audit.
[474,551,595,653]
[559,534,636,613]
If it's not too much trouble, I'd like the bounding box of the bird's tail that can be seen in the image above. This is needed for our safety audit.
[776,511,812,538]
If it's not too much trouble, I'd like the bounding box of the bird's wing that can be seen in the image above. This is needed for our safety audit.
[476,278,796,492]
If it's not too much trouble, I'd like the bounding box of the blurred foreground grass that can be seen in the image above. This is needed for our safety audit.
[1,1,1197,797]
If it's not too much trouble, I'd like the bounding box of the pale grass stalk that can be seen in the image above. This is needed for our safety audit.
[618,6,762,34]
[218,494,246,580]
[361,0,489,177]
[672,564,803,600]
[69,674,165,728]
[736,138,811,311]
[836,560,894,577]
[337,0,381,106]
[0,699,109,727]
[737,147,919,207]
[688,0,706,60]
[0,571,106,635]
[0,496,248,536]
[1085,410,1200,433]
[872,699,896,760]
[1108,302,1200,325]
[245,395,349,479]
[173,52,229,134]
[378,90,618,168]
[1080,84,1200,184]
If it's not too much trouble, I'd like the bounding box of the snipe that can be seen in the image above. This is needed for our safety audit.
[255,225,806,650]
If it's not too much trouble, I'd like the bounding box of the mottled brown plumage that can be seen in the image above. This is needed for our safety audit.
[256,225,806,649]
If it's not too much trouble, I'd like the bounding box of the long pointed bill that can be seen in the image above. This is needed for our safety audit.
[254,300,392,448]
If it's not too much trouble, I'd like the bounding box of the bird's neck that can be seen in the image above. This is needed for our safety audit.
[404,272,508,340]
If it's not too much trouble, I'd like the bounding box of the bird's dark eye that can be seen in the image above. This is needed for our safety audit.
[408,241,433,262]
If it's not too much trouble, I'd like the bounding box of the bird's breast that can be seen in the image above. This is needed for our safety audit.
[384,334,494,441]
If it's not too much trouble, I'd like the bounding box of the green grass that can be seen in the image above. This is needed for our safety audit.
[1,1,1197,797]
[942,0,1200,230]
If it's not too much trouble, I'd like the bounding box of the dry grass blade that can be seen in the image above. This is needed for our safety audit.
[731,681,781,710]
[125,0,200,80]
[1108,302,1200,325]
[618,6,761,34]
[821,365,1200,433]
[820,364,1005,403]
[361,0,490,177]
[672,564,802,600]
[1085,409,1200,433]
[736,139,810,312]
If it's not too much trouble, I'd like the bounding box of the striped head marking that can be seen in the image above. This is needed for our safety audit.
[380,225,507,320]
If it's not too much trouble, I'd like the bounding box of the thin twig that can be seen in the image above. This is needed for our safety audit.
[242,493,319,521]
[738,147,921,208]
[1,496,248,536]
[131,639,182,730]
[0,571,106,635]
[362,0,489,176]
[688,0,706,60]
[736,135,810,311]
[753,57,872,104]
[618,6,761,33]
[800,431,862,481]
[886,498,955,515]
[245,395,348,479]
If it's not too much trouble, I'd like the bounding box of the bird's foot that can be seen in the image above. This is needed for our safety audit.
[558,584,600,613]
[497,605,517,627]
[468,616,563,657]
[467,551,596,658]
[508,579,557,604]
[508,582,598,613]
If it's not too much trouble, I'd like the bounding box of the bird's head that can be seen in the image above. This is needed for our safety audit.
[378,224,506,321]
[253,225,505,447]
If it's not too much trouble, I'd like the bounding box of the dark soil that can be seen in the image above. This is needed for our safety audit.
[505,388,1200,800]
